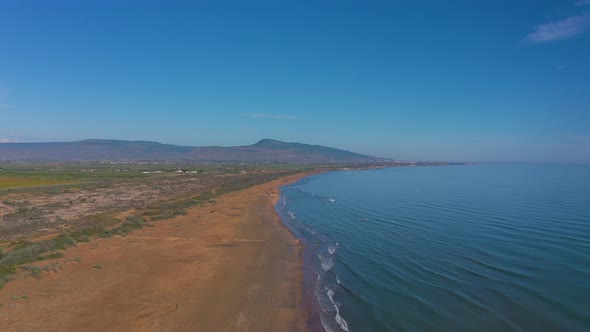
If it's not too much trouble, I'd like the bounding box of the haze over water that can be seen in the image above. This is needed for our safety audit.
[278,165,590,332]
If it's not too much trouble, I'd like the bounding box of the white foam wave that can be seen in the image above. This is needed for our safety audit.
[321,320,334,332]
[328,243,339,255]
[318,254,334,271]
[287,211,296,219]
[315,275,349,332]
[329,198,336,202]
[327,289,350,332]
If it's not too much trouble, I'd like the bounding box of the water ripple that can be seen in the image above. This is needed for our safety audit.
[279,165,590,332]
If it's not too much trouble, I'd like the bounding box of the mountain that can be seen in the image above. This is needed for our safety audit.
[0,139,386,163]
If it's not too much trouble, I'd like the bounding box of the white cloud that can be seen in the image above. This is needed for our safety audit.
[248,113,296,120]
[524,14,590,43]
[0,134,23,143]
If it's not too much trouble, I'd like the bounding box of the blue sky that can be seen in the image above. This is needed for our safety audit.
[1,0,589,162]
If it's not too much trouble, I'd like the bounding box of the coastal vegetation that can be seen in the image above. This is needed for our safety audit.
[0,162,315,289]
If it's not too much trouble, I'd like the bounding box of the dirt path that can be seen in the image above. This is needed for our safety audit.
[0,173,310,331]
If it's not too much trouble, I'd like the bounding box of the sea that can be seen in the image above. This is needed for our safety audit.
[276,164,590,332]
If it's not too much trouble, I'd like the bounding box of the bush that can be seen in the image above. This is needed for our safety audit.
[38,252,64,261]
[0,236,74,285]
[21,265,42,279]
[0,214,147,288]
[151,211,174,221]
[4,207,43,221]
[100,215,146,238]
[52,234,77,250]
[78,235,90,242]
[42,263,61,273]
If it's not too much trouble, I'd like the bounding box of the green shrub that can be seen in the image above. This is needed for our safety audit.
[100,215,146,238]
[21,265,42,279]
[151,211,174,221]
[4,207,43,221]
[78,235,90,242]
[0,236,73,285]
[38,252,64,261]
[173,209,187,216]
[42,263,61,273]
[53,234,77,250]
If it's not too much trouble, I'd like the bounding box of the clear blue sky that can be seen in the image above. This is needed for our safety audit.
[1,0,589,163]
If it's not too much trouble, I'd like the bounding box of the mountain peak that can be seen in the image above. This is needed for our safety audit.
[0,138,384,163]
[253,138,284,146]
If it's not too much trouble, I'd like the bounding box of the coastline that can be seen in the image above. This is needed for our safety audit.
[0,172,316,331]
[275,171,331,332]
[274,171,328,332]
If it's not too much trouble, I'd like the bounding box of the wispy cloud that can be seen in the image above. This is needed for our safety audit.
[248,113,296,120]
[576,0,590,6]
[0,134,24,143]
[524,14,590,44]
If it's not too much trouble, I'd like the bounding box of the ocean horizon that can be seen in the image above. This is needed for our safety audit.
[277,164,590,332]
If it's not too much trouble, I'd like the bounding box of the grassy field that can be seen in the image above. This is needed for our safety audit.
[0,164,151,188]
[0,162,334,192]
[0,177,78,189]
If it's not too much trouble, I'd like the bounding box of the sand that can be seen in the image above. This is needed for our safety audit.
[0,173,311,331]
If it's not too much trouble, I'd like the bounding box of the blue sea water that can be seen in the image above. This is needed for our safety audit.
[276,165,590,332]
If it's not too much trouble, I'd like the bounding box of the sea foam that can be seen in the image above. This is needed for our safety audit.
[318,254,334,271]
[328,243,339,255]
[327,289,350,332]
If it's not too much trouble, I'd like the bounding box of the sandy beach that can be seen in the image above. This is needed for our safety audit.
[0,173,311,331]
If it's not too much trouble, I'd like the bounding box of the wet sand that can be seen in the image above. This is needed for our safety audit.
[0,173,311,331]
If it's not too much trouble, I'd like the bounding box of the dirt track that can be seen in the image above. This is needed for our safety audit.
[0,173,309,332]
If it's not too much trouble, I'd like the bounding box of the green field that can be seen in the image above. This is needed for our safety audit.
[0,177,78,189]
[0,163,157,191]
[0,162,325,192]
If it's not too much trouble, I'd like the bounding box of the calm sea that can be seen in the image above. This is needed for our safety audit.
[277,165,590,332]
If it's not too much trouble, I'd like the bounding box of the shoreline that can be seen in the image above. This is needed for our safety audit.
[0,172,317,331]
[273,171,328,332]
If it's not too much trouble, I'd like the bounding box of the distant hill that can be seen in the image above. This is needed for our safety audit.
[0,139,387,163]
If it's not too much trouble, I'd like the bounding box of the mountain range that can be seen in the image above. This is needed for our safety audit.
[0,139,387,163]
